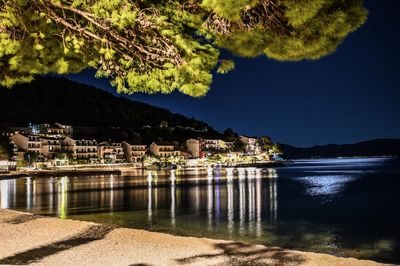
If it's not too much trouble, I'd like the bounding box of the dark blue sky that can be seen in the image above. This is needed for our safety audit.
[66,0,400,147]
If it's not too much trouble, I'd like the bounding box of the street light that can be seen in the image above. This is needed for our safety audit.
[27,154,31,167]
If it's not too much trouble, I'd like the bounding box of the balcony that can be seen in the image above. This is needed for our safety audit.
[159,148,173,151]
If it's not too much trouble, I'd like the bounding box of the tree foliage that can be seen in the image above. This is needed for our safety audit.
[0,143,9,160]
[270,143,282,154]
[0,135,13,160]
[257,135,273,151]
[24,151,40,164]
[223,128,237,142]
[233,138,245,152]
[0,0,367,96]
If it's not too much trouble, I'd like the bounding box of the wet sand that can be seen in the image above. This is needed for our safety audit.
[0,209,388,265]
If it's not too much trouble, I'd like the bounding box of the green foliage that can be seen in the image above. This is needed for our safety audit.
[282,0,327,27]
[0,136,13,160]
[16,159,27,168]
[264,0,368,61]
[0,145,8,160]
[216,29,268,58]
[201,0,258,20]
[257,136,273,151]
[233,138,245,152]
[271,143,282,154]
[257,136,281,154]
[55,152,69,160]
[207,153,222,162]
[0,0,87,87]
[0,0,368,96]
[217,60,235,74]
[24,151,40,164]
[223,128,237,142]
[215,0,368,61]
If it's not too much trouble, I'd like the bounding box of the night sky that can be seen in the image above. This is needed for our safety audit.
[66,0,400,147]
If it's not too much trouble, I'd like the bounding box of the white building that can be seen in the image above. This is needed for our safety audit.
[29,123,73,136]
[0,160,16,171]
[202,139,229,151]
[239,135,259,154]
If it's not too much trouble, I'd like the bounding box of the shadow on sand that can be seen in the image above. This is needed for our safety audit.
[176,241,307,266]
[0,224,113,265]
[2,214,41,225]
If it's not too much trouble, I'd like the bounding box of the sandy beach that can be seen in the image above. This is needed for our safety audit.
[0,209,388,266]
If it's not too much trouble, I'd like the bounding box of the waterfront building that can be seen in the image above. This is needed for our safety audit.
[112,143,125,162]
[239,135,259,154]
[97,141,116,163]
[40,137,62,159]
[122,142,147,163]
[186,139,202,158]
[0,160,16,171]
[201,139,230,151]
[11,133,41,155]
[63,137,98,160]
[149,142,180,158]
[29,123,73,136]
[13,150,25,160]
[97,142,125,163]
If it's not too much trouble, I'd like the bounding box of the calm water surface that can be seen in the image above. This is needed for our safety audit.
[1,158,399,263]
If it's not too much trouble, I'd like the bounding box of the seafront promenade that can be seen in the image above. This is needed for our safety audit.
[0,209,385,266]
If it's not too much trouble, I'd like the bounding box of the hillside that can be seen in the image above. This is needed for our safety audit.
[0,77,213,130]
[0,77,226,143]
[281,139,400,159]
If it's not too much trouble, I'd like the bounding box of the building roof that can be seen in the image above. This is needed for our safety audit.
[40,136,63,140]
[239,135,258,139]
[65,137,97,143]
[151,142,176,146]
[98,141,112,146]
[121,141,146,146]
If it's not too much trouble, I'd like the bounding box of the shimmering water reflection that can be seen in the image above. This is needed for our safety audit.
[1,168,279,236]
[1,158,399,264]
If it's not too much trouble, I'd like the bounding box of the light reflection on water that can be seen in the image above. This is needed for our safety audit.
[58,176,68,219]
[0,168,278,237]
[296,175,357,197]
[287,158,389,170]
[1,158,399,264]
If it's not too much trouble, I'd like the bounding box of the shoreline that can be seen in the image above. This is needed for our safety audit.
[0,162,285,180]
[0,169,121,179]
[0,209,388,266]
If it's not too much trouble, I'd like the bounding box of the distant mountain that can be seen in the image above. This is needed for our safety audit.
[281,139,400,159]
[0,77,212,130]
